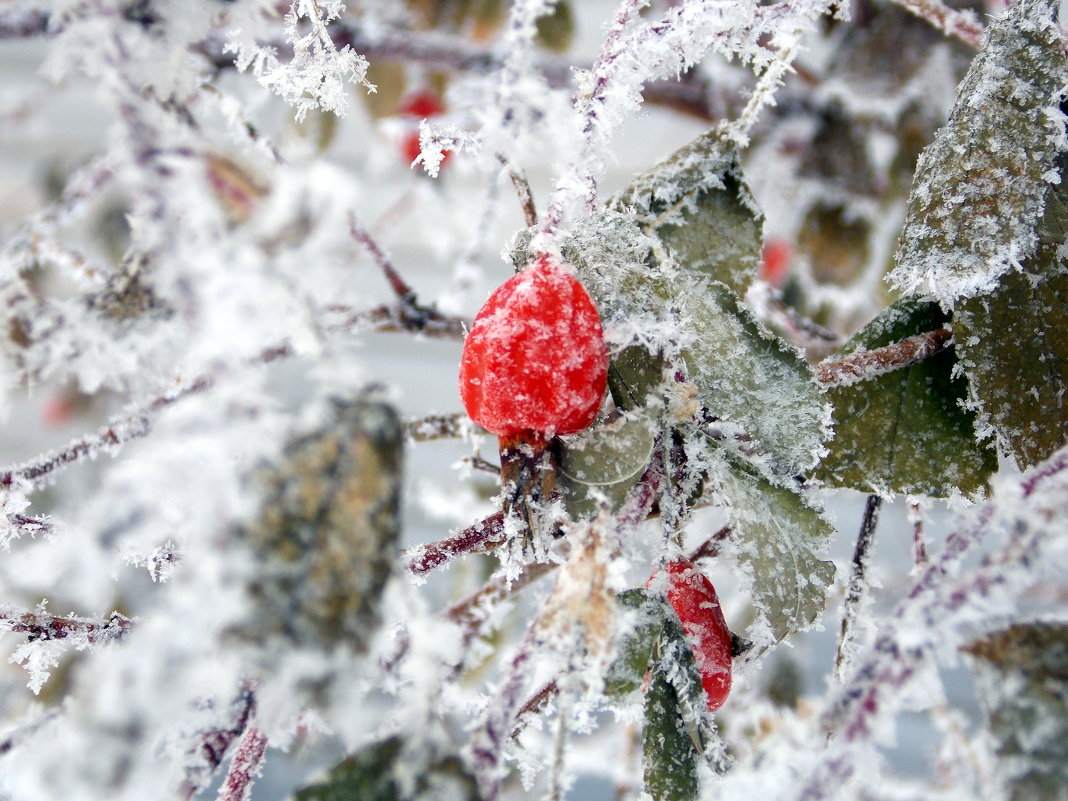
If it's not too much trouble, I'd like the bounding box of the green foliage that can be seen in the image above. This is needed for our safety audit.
[966,623,1068,801]
[603,588,666,697]
[954,148,1068,469]
[293,736,481,801]
[816,298,996,497]
[557,415,654,519]
[704,439,836,644]
[889,0,1067,303]
[642,663,699,801]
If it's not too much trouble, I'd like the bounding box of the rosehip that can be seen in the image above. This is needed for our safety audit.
[400,130,452,170]
[760,238,792,287]
[398,90,447,120]
[661,560,733,712]
[459,256,608,440]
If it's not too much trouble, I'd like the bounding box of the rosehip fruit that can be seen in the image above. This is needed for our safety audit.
[459,256,608,440]
[661,560,733,712]
[759,238,792,287]
[398,90,446,120]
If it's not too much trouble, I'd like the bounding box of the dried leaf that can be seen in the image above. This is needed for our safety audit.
[705,440,835,645]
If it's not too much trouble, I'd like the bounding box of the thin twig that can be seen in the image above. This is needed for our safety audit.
[884,0,984,48]
[323,302,468,339]
[406,511,508,575]
[406,412,483,442]
[349,212,414,300]
[834,495,882,681]
[511,678,560,740]
[499,156,538,227]
[908,501,929,569]
[448,561,557,646]
[215,718,268,801]
[0,608,133,644]
[816,328,952,387]
[688,525,732,562]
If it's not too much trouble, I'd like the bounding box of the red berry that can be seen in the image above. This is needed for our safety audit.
[459,256,608,438]
[400,130,452,170]
[661,561,733,712]
[760,238,792,287]
[398,90,446,119]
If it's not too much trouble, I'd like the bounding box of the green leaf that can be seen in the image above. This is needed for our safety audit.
[614,137,762,297]
[642,662,699,801]
[293,736,481,801]
[557,414,655,519]
[815,297,996,496]
[954,148,1068,469]
[604,589,667,697]
[965,623,1068,801]
[704,439,835,645]
[683,282,828,478]
[607,344,667,413]
[888,0,1067,305]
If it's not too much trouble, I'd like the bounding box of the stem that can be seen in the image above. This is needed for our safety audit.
[499,156,538,227]
[834,495,882,681]
[406,511,507,575]
[215,719,268,801]
[687,525,732,562]
[908,501,929,569]
[0,608,133,644]
[348,212,414,300]
[405,412,483,441]
[884,0,984,48]
[816,328,952,387]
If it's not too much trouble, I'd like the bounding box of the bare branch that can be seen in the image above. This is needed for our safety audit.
[180,684,257,801]
[323,302,468,340]
[215,719,268,801]
[834,495,882,681]
[499,157,538,227]
[349,212,415,300]
[406,511,508,575]
[884,0,984,48]
[0,608,133,644]
[406,412,483,442]
[815,328,953,387]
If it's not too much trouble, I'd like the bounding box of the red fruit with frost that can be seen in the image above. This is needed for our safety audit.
[662,560,733,712]
[398,90,447,119]
[759,238,792,287]
[459,256,608,438]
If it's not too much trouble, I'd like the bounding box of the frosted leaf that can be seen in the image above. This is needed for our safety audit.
[614,140,763,298]
[888,0,1068,305]
[557,413,655,519]
[642,661,699,801]
[815,297,996,497]
[954,148,1068,469]
[681,282,829,478]
[965,623,1068,801]
[702,438,835,647]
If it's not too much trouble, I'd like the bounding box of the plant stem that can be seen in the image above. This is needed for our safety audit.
[834,495,882,681]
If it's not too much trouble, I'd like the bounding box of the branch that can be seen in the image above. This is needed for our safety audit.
[834,495,881,681]
[406,511,507,575]
[0,608,132,644]
[180,684,257,801]
[447,561,557,648]
[215,719,268,801]
[323,302,467,339]
[0,8,50,40]
[406,412,484,442]
[884,0,984,49]
[815,327,952,387]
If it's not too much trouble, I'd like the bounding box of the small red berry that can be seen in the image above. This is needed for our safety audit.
[398,90,447,119]
[661,560,733,712]
[400,130,452,170]
[459,256,608,439]
[760,238,792,287]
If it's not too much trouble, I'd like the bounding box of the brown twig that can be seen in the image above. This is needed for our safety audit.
[406,412,483,441]
[834,495,882,681]
[499,157,538,227]
[908,501,929,569]
[511,678,560,739]
[215,718,268,801]
[181,684,257,801]
[0,608,133,644]
[815,328,952,387]
[323,302,468,340]
[349,212,414,300]
[447,561,557,646]
[687,525,732,562]
[884,0,984,48]
[406,511,508,575]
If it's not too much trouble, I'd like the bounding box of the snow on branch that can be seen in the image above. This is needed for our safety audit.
[226,1,374,122]
[884,0,984,49]
[815,327,952,387]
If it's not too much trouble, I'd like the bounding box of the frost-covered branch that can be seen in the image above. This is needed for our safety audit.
[815,328,952,387]
[0,608,132,645]
[406,512,509,575]
[834,495,882,681]
[215,719,268,801]
[884,0,984,48]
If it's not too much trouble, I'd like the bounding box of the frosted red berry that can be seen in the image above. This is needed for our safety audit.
[662,560,733,712]
[398,90,447,119]
[759,238,792,287]
[459,256,608,438]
